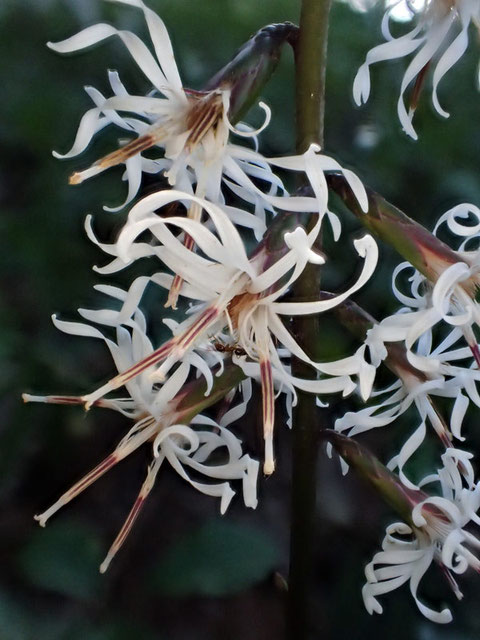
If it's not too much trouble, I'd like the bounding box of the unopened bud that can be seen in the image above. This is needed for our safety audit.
[205,22,298,124]
[326,173,459,283]
[325,431,427,524]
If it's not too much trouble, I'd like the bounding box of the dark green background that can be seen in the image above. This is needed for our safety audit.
[2,0,480,638]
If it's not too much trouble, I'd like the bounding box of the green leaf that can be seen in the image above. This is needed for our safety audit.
[18,519,104,601]
[149,518,280,597]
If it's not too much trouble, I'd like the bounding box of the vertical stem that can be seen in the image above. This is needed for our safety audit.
[295,0,331,152]
[288,0,332,638]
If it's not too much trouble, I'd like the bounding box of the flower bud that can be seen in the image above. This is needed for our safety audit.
[325,431,428,524]
[205,22,298,123]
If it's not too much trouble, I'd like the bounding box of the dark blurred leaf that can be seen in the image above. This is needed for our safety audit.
[0,588,33,640]
[56,618,159,640]
[18,519,104,601]
[150,518,280,597]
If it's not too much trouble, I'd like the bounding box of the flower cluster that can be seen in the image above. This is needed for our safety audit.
[26,0,378,572]
[363,448,480,624]
[330,200,480,620]
[328,432,480,622]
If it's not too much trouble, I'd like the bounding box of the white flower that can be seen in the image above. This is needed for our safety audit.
[337,313,480,487]
[48,0,271,214]
[80,189,378,474]
[336,368,448,489]
[334,203,480,485]
[363,448,480,623]
[364,204,480,373]
[49,0,367,228]
[353,0,480,139]
[23,286,259,573]
[340,202,480,485]
[50,0,368,310]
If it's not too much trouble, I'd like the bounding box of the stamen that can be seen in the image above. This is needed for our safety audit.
[23,393,83,405]
[83,336,178,409]
[260,357,275,475]
[427,398,472,477]
[470,342,480,369]
[427,397,453,447]
[99,458,162,573]
[152,354,178,383]
[185,92,223,150]
[69,127,167,185]
[34,453,121,527]
[408,61,431,115]
[22,393,110,408]
[440,564,464,600]
[177,305,222,350]
[165,201,203,309]
[34,417,158,528]
[166,236,195,310]
[459,323,480,367]
[83,305,221,409]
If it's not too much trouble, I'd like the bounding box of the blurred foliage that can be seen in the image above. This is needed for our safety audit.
[18,519,104,600]
[149,519,280,597]
[2,0,480,638]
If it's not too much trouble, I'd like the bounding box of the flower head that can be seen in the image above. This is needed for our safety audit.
[336,347,454,488]
[360,204,480,371]
[24,287,258,572]
[48,0,275,212]
[337,308,480,487]
[363,448,480,623]
[334,204,480,484]
[81,190,378,474]
[48,0,368,235]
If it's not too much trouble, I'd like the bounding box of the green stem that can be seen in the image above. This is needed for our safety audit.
[288,1,332,638]
[295,0,330,152]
